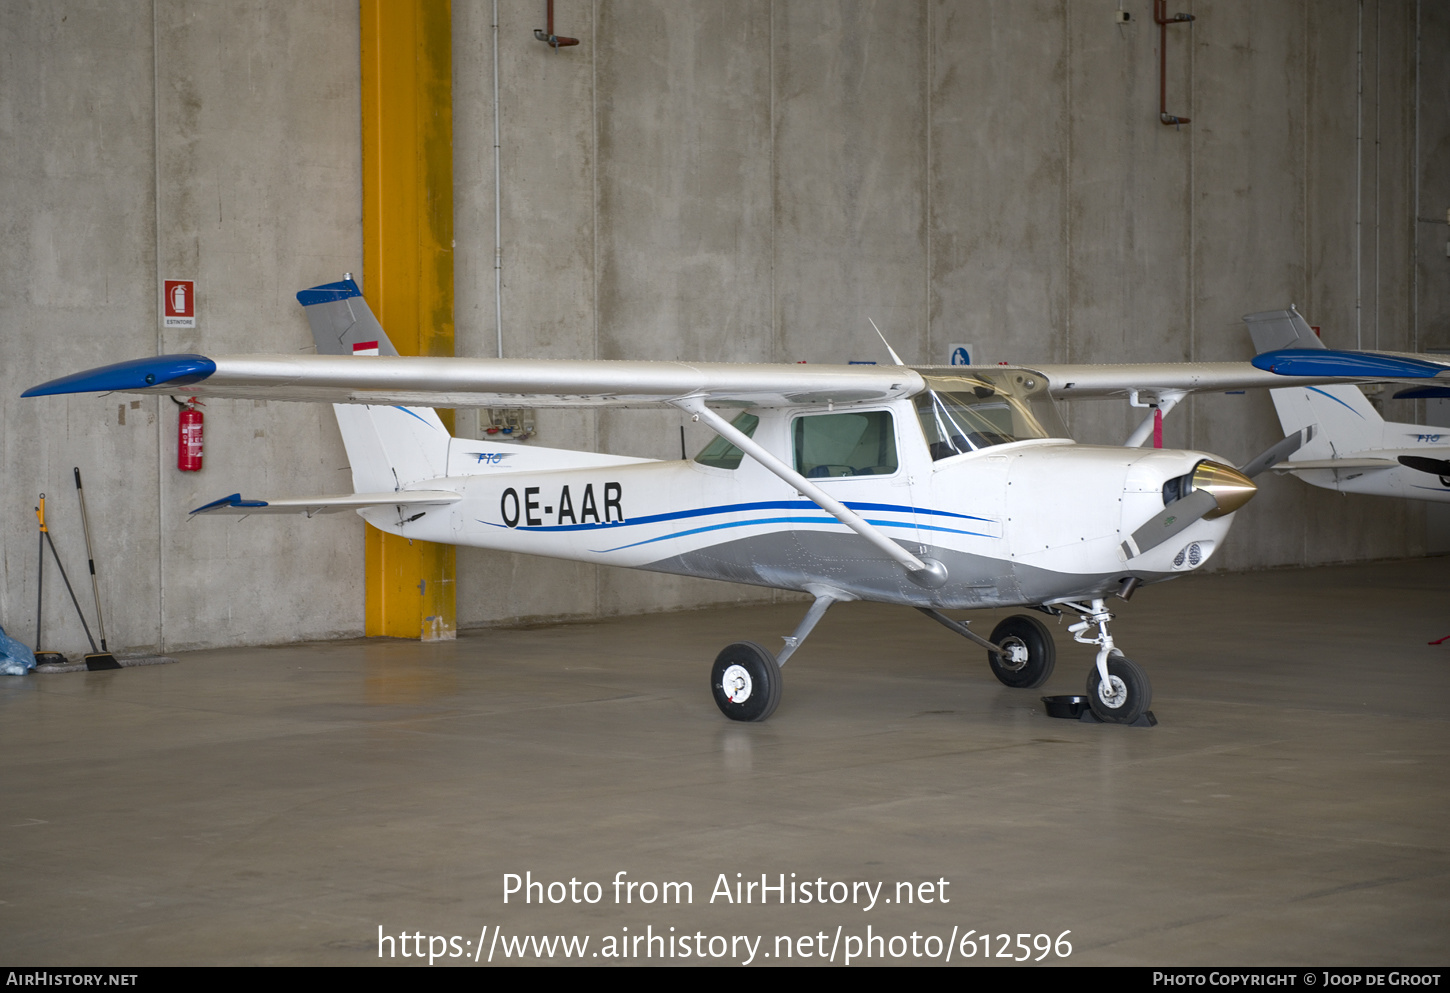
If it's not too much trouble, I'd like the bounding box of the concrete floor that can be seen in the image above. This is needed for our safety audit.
[1,558,1447,967]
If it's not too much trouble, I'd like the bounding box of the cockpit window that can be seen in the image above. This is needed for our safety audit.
[793,410,898,478]
[693,411,759,469]
[913,370,1068,460]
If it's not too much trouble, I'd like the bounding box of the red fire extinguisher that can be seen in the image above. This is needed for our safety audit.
[176,396,204,471]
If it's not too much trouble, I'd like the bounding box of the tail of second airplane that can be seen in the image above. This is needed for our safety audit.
[1244,308,1385,458]
[296,278,451,491]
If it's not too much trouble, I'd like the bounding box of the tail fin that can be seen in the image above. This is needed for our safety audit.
[1244,308,1385,458]
[1243,306,1324,354]
[296,278,450,491]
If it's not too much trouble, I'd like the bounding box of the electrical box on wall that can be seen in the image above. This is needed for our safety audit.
[477,408,535,441]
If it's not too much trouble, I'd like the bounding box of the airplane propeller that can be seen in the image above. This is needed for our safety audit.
[1120,429,1310,561]
[1236,426,1315,480]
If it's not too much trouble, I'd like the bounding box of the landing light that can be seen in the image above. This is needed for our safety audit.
[1172,541,1212,569]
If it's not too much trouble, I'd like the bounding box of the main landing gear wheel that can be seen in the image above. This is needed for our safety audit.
[1086,655,1152,725]
[987,614,1056,689]
[711,642,782,722]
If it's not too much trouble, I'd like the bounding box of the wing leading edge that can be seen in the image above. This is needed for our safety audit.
[24,353,925,409]
[26,352,1369,410]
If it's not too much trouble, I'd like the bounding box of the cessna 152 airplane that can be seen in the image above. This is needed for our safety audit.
[24,279,1450,725]
[1245,307,1450,503]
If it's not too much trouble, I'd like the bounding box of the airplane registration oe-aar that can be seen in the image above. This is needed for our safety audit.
[24,280,1450,725]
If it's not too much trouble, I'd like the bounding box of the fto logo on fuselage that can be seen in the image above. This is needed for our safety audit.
[501,483,624,528]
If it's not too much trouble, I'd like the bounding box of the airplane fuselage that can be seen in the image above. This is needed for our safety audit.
[366,401,1238,610]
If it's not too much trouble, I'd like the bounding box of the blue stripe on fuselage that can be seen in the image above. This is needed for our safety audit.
[589,515,997,553]
[476,498,998,553]
[480,498,992,535]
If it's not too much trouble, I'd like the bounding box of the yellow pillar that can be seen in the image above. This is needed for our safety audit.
[360,0,456,641]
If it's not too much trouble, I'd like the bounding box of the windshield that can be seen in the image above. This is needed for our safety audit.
[912,370,1068,460]
[693,411,759,469]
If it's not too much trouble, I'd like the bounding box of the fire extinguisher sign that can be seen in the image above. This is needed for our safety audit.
[163,279,196,329]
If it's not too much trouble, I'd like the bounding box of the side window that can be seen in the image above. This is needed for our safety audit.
[793,410,898,478]
[693,411,759,469]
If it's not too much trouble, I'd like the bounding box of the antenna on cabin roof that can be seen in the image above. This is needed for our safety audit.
[868,318,906,366]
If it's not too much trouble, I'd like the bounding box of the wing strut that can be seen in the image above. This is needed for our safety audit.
[1124,390,1186,448]
[671,396,948,589]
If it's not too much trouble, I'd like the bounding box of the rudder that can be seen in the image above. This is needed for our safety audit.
[297,278,450,491]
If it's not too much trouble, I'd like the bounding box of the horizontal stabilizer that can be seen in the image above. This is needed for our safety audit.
[191,490,460,517]
[1276,458,1397,471]
[1399,455,1450,477]
[1393,386,1450,399]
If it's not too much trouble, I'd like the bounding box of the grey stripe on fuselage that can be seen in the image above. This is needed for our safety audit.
[643,531,1171,609]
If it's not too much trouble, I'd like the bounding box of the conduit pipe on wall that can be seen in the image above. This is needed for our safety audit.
[534,0,578,49]
[493,0,504,359]
[1154,0,1194,127]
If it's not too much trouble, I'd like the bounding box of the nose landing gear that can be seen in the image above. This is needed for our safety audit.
[1060,598,1154,725]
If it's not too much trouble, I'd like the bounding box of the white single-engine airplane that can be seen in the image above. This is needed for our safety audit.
[24,280,1450,724]
[1245,307,1450,503]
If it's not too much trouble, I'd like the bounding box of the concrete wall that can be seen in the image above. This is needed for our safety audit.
[2,1,1445,651]
[1,1,362,653]
[453,0,1445,626]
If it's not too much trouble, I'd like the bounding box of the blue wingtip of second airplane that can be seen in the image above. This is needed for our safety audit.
[1253,349,1449,380]
[22,354,217,397]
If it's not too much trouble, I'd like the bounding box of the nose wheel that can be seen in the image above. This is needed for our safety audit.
[1086,655,1152,724]
[1059,598,1155,725]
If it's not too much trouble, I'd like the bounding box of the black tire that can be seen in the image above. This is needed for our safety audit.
[711,642,783,722]
[1086,655,1152,724]
[987,614,1056,688]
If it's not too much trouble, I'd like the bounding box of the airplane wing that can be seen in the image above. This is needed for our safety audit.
[190,490,461,517]
[24,351,1380,410]
[1020,361,1328,400]
[22,353,923,409]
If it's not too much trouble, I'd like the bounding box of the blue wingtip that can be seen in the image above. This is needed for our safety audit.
[23,354,216,397]
[1252,349,1449,380]
[191,493,270,515]
[1393,386,1450,400]
[296,278,362,307]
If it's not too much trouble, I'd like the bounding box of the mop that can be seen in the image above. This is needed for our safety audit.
[34,493,118,669]
[73,468,121,669]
